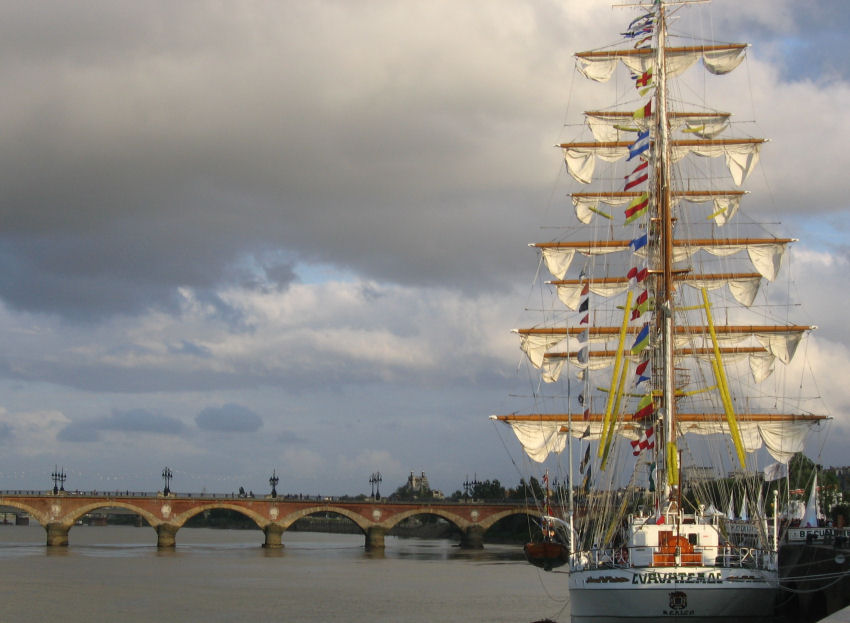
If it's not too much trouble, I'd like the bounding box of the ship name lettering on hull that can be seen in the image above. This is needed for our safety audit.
[632,571,722,584]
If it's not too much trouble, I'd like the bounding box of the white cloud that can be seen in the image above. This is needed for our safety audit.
[0,408,69,457]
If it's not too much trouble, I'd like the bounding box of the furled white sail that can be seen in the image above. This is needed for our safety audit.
[670,141,761,186]
[658,240,787,281]
[540,352,625,383]
[539,239,787,282]
[541,245,628,279]
[674,330,804,364]
[503,421,568,462]
[540,248,575,280]
[553,274,760,310]
[683,192,741,226]
[498,415,816,463]
[755,331,804,365]
[689,350,776,384]
[679,274,761,307]
[576,46,747,83]
[564,139,762,186]
[518,332,567,368]
[553,281,631,310]
[572,195,631,224]
[540,347,776,385]
[562,144,630,184]
[572,191,742,226]
[677,420,815,464]
[586,112,729,142]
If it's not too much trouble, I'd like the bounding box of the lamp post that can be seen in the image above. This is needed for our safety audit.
[162,466,173,496]
[369,472,382,500]
[269,469,279,498]
[51,465,66,495]
[463,474,480,500]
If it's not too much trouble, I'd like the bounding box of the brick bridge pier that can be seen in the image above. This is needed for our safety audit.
[0,493,545,550]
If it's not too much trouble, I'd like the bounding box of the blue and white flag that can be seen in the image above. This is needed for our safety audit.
[627,130,650,160]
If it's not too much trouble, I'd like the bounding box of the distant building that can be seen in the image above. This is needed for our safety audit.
[407,471,430,495]
[399,471,444,500]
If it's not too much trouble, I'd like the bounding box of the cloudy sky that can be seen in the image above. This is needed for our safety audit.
[0,0,847,497]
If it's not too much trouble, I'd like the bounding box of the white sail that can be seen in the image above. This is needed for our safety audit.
[537,238,787,282]
[679,274,761,307]
[654,239,788,281]
[553,274,760,310]
[503,420,567,462]
[572,191,742,226]
[563,139,762,185]
[540,346,775,384]
[517,332,566,368]
[670,140,762,186]
[539,244,629,279]
[676,419,813,463]
[494,414,819,464]
[576,45,747,83]
[585,112,730,142]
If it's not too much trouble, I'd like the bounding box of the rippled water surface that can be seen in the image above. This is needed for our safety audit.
[0,525,569,622]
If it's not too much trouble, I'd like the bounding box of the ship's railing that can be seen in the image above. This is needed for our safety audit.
[572,544,774,570]
[713,545,774,569]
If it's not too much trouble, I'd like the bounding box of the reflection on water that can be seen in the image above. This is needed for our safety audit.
[0,525,525,562]
[0,525,566,623]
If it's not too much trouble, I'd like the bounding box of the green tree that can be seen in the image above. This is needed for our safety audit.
[471,479,505,500]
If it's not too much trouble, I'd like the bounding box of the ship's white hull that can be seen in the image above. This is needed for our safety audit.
[568,565,777,622]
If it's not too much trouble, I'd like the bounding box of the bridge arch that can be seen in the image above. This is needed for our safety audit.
[477,507,542,532]
[380,507,470,533]
[59,501,161,530]
[278,505,372,533]
[170,502,269,530]
[0,499,47,526]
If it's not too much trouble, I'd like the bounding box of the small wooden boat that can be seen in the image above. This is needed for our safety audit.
[524,540,568,571]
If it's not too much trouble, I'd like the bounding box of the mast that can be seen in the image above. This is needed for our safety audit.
[655,1,676,511]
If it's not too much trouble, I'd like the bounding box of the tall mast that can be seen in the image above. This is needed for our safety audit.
[655,3,676,508]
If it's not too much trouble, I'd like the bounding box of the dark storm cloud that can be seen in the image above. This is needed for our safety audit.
[58,408,185,442]
[196,404,263,433]
[0,422,12,443]
[0,0,842,326]
[264,263,298,291]
[0,1,567,322]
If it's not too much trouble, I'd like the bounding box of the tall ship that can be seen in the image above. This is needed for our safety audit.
[491,1,829,621]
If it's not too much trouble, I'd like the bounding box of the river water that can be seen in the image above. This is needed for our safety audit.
[0,525,569,622]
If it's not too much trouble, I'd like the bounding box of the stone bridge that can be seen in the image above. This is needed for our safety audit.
[0,493,549,550]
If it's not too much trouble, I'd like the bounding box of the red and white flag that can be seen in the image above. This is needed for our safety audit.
[630,426,655,456]
[624,160,648,191]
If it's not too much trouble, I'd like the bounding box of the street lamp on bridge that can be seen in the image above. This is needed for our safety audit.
[463,474,480,500]
[269,469,279,498]
[51,465,66,495]
[162,466,173,496]
[369,472,382,500]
